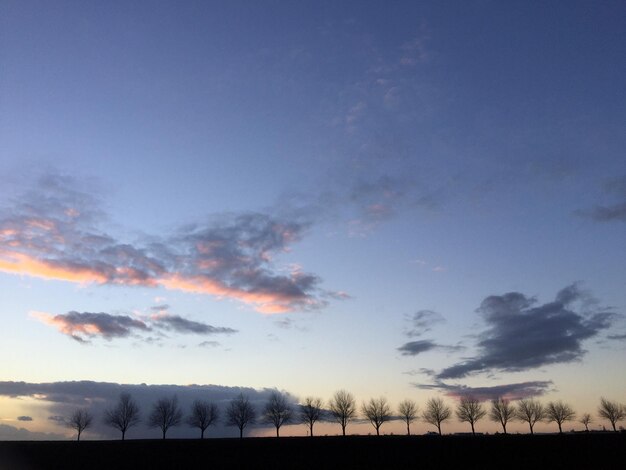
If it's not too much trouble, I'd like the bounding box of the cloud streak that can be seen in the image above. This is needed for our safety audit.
[414,380,554,402]
[436,284,616,379]
[0,174,337,313]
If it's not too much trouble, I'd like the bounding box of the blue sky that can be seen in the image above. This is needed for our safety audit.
[0,0,625,439]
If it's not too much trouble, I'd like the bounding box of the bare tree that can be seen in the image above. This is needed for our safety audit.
[67,409,93,441]
[422,397,452,435]
[148,396,183,439]
[398,399,418,436]
[226,393,256,439]
[187,400,219,439]
[263,391,293,437]
[546,401,576,434]
[579,413,592,432]
[489,397,516,434]
[103,392,141,440]
[362,397,391,436]
[516,398,545,435]
[598,397,625,432]
[329,390,357,436]
[300,397,323,437]
[456,396,486,435]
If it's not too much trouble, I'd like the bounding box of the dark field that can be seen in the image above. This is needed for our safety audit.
[1,433,624,470]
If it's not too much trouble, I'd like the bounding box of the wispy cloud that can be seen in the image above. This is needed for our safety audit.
[414,380,554,402]
[31,311,150,343]
[0,174,337,313]
[436,284,617,380]
[31,308,236,343]
[576,175,626,222]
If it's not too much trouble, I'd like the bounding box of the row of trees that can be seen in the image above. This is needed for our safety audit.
[65,392,626,441]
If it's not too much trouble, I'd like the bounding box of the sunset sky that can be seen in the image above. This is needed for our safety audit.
[1,0,625,439]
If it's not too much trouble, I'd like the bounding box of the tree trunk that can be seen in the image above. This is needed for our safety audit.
[529,423,534,435]
[502,423,507,435]
[437,424,442,436]
[471,422,475,435]
[77,431,81,442]
[376,426,380,436]
[558,423,563,434]
[310,423,314,437]
[162,429,166,439]
[276,427,280,438]
[122,430,126,441]
[406,422,410,436]
[239,427,243,439]
[342,424,346,436]
[611,421,617,432]
[201,428,205,439]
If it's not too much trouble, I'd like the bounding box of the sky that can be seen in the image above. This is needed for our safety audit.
[0,0,625,439]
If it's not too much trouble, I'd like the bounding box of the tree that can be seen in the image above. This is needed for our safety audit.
[580,413,592,432]
[598,397,625,432]
[263,391,293,437]
[300,397,323,437]
[398,399,418,436]
[329,390,356,436]
[67,409,93,441]
[103,392,141,440]
[516,399,545,435]
[456,396,486,435]
[489,397,516,434]
[187,400,219,439]
[148,396,183,439]
[362,397,391,436]
[226,393,256,439]
[422,397,452,435]
[546,401,576,434]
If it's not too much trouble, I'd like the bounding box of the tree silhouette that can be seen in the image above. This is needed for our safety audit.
[148,396,183,439]
[398,399,418,436]
[580,413,592,432]
[329,390,356,436]
[516,399,545,435]
[362,397,391,436]
[226,393,256,439]
[422,397,452,435]
[263,391,293,437]
[67,409,93,442]
[489,397,515,434]
[598,397,625,432]
[187,400,219,439]
[103,392,141,440]
[300,397,323,437]
[546,401,575,434]
[456,396,486,435]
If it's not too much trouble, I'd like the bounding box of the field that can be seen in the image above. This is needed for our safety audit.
[1,433,624,470]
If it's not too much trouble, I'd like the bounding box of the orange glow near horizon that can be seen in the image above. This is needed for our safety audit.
[0,251,108,284]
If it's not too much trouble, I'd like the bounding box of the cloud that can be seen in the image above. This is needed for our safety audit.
[32,309,237,343]
[16,416,33,421]
[576,175,626,222]
[607,333,626,341]
[414,380,554,402]
[0,380,294,439]
[397,339,462,356]
[404,310,445,337]
[0,173,336,313]
[0,423,65,441]
[198,341,220,348]
[31,311,150,343]
[436,284,616,379]
[151,314,237,335]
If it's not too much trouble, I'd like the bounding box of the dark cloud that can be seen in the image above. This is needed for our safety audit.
[404,310,445,337]
[32,311,150,343]
[397,339,462,356]
[16,416,33,421]
[414,380,554,402]
[397,340,438,356]
[0,173,340,313]
[152,314,237,335]
[0,423,65,441]
[607,333,626,341]
[0,380,295,439]
[436,284,616,379]
[576,175,626,222]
